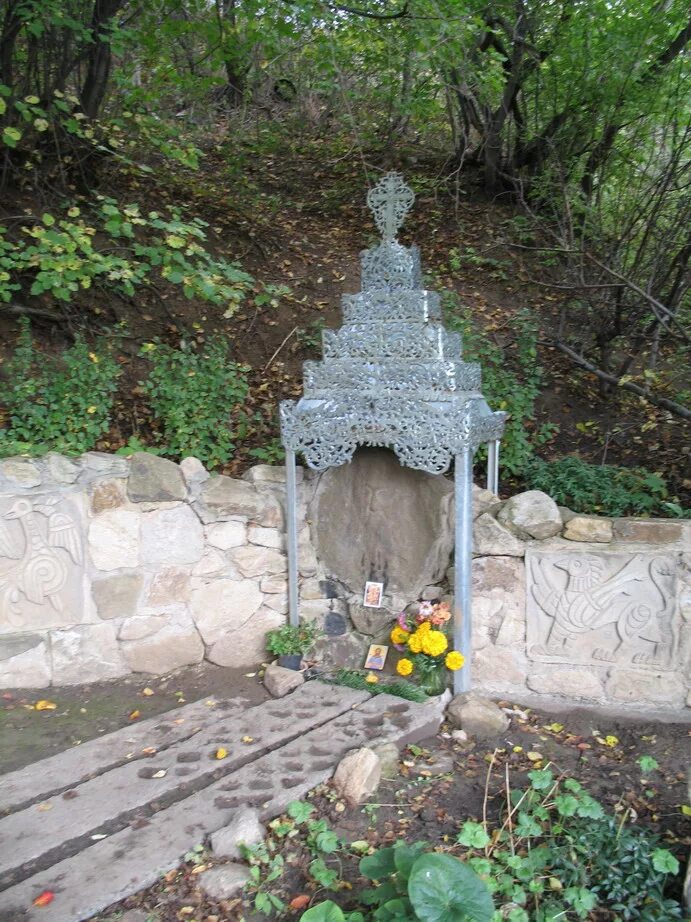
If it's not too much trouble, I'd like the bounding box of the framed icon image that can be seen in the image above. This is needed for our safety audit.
[363,581,384,608]
[364,644,388,671]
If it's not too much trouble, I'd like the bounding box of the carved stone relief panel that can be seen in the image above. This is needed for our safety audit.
[526,550,680,670]
[0,493,85,633]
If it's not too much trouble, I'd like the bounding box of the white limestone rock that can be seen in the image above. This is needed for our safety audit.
[473,513,525,556]
[563,516,613,543]
[0,458,41,488]
[497,490,562,540]
[51,623,129,684]
[120,611,204,673]
[333,747,381,805]
[88,508,140,571]
[248,525,285,550]
[141,505,204,565]
[0,634,51,688]
[263,663,305,697]
[210,808,265,860]
[446,693,510,738]
[206,520,247,550]
[190,578,264,645]
[230,545,287,579]
[205,605,284,667]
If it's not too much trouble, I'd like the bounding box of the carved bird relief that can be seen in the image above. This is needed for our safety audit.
[530,554,674,667]
[0,497,82,626]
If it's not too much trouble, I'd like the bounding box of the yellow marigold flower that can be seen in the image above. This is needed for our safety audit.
[416,621,431,633]
[445,651,465,671]
[365,672,379,684]
[390,626,409,645]
[421,630,448,657]
[396,658,414,676]
[407,632,424,653]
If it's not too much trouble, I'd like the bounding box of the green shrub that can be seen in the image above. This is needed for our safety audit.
[0,318,120,455]
[140,336,249,467]
[524,456,690,518]
[265,622,321,657]
[444,301,557,477]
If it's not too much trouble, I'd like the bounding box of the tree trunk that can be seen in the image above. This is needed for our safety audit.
[79,0,127,119]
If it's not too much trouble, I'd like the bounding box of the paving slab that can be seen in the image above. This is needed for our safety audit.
[0,690,445,922]
[0,696,234,816]
[0,684,367,888]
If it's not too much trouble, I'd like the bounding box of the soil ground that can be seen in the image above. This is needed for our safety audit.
[2,668,688,920]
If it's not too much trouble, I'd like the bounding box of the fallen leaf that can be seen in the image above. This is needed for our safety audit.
[151,769,167,779]
[141,746,157,755]
[544,722,563,733]
[527,752,543,762]
[32,891,54,907]
[241,736,254,744]
[215,747,228,760]
[37,802,53,812]
[35,700,57,711]
[142,687,154,696]
[244,672,257,678]
[681,805,691,816]
[129,709,141,720]
[289,895,311,910]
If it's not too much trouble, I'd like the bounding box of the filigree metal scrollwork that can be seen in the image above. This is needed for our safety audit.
[279,172,506,474]
[366,171,415,242]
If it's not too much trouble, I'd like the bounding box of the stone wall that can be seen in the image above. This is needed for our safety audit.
[1,450,689,718]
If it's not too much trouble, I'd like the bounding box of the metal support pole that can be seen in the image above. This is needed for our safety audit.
[453,448,474,695]
[285,450,300,627]
[487,439,500,495]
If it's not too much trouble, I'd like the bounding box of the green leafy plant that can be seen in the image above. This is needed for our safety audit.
[327,668,429,703]
[0,318,120,455]
[140,337,249,467]
[265,621,322,657]
[304,842,494,922]
[524,456,690,518]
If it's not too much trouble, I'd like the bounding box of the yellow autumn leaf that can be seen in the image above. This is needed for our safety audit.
[681,805,691,816]
[545,722,564,733]
[241,735,254,744]
[142,687,154,696]
[35,700,57,711]
[215,747,228,759]
[527,751,543,761]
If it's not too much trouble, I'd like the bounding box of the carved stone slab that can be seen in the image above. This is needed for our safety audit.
[526,549,680,670]
[0,493,85,633]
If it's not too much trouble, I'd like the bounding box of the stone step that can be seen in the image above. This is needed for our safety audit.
[0,684,367,889]
[0,695,239,816]
[0,690,445,922]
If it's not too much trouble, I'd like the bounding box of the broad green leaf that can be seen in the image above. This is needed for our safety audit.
[408,853,494,922]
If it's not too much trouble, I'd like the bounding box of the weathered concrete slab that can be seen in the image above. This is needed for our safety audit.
[0,689,445,922]
[0,684,367,887]
[0,696,235,815]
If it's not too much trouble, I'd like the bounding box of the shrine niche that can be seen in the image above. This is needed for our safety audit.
[0,494,85,632]
[526,550,679,670]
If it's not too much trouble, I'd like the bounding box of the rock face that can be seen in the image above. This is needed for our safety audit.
[263,663,305,697]
[314,448,454,599]
[333,747,382,805]
[210,808,265,860]
[127,452,187,503]
[0,634,51,688]
[446,693,510,738]
[497,490,562,540]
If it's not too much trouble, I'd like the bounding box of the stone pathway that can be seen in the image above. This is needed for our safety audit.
[0,681,445,922]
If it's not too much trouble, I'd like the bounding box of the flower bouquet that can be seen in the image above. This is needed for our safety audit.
[390,600,464,695]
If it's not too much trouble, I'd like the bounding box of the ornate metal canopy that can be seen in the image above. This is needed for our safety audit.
[280,172,506,474]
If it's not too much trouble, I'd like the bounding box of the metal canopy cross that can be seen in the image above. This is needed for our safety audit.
[366,171,415,243]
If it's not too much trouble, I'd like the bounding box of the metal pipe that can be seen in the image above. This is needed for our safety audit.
[285,450,300,627]
[487,439,499,495]
[453,448,474,695]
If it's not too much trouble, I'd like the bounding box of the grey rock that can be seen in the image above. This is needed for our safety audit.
[92,572,143,620]
[120,612,205,674]
[198,864,250,900]
[248,525,285,550]
[349,602,393,637]
[313,447,453,598]
[206,520,247,550]
[141,505,204,565]
[51,623,129,685]
[0,634,51,688]
[472,483,502,519]
[119,911,152,922]
[368,741,400,779]
[421,586,444,601]
[180,455,210,487]
[497,490,562,540]
[313,632,370,669]
[45,452,80,484]
[229,545,287,578]
[0,458,41,488]
[446,693,510,738]
[324,611,347,636]
[243,464,303,484]
[90,478,127,514]
[127,452,187,503]
[210,808,265,860]
[473,513,525,556]
[612,518,683,544]
[197,475,264,523]
[263,663,305,697]
[205,606,284,668]
[81,452,129,478]
[334,747,381,805]
[190,579,264,646]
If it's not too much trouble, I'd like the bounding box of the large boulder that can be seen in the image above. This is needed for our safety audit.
[497,490,562,540]
[313,448,454,600]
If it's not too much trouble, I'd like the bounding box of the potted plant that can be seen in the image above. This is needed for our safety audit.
[265,621,321,670]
